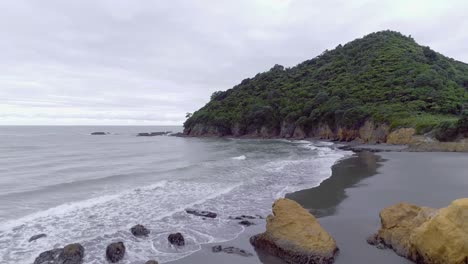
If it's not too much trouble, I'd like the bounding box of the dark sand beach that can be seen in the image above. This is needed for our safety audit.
[170,151,468,264]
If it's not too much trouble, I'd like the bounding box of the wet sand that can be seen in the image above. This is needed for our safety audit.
[170,151,468,264]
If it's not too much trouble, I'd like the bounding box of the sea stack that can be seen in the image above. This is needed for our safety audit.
[250,198,338,264]
[369,198,468,264]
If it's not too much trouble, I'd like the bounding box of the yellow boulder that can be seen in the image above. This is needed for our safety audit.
[371,199,468,264]
[250,198,338,264]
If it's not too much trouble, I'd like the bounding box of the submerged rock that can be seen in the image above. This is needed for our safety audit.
[29,233,47,242]
[250,198,338,264]
[33,243,84,264]
[212,245,253,257]
[130,224,150,237]
[370,199,468,264]
[185,209,217,218]
[168,233,185,246]
[145,260,159,264]
[106,242,125,263]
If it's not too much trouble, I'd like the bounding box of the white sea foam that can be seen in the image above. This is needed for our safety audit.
[231,155,246,160]
[0,137,351,264]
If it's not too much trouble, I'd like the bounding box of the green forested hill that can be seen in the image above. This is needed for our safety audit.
[184,31,468,141]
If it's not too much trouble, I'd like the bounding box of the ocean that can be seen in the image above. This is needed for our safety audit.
[0,126,351,263]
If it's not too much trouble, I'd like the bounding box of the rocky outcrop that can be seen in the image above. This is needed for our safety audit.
[185,209,217,218]
[386,128,416,144]
[29,233,47,242]
[369,199,468,264]
[130,224,150,237]
[239,220,255,226]
[168,233,185,247]
[250,198,338,264]
[106,242,125,263]
[33,243,84,264]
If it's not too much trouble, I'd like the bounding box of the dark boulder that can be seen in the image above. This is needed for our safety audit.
[34,248,62,264]
[211,245,253,257]
[185,209,217,218]
[106,242,125,263]
[212,245,222,253]
[145,261,159,264]
[58,243,84,264]
[130,224,150,237]
[91,132,108,135]
[239,220,255,226]
[33,243,84,264]
[168,233,185,247]
[29,233,47,242]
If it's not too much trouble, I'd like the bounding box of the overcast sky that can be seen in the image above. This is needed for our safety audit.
[1,0,467,125]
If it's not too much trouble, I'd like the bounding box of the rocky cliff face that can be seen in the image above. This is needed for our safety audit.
[369,199,468,264]
[184,120,391,143]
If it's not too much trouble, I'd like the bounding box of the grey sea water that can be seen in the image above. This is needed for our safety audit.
[0,126,351,264]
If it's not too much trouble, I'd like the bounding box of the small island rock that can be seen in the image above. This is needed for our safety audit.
[106,242,125,263]
[130,224,150,237]
[168,233,185,246]
[369,198,468,264]
[250,198,338,264]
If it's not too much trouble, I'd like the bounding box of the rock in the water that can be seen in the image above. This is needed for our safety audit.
[130,224,150,237]
[168,233,185,246]
[33,244,84,264]
[212,245,223,253]
[370,199,468,264]
[239,220,255,226]
[34,248,63,264]
[212,245,253,257]
[145,260,159,264]
[29,233,47,242]
[137,132,171,136]
[58,243,84,264]
[91,132,108,135]
[250,198,338,264]
[106,242,126,263]
[185,209,217,218]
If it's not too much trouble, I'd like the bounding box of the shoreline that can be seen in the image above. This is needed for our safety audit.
[169,150,468,264]
[178,133,468,152]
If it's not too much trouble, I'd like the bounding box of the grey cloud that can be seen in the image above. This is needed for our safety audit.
[0,0,467,125]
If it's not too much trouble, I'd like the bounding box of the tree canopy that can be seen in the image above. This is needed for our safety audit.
[184,30,468,137]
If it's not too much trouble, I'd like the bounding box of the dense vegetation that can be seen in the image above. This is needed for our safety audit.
[184,31,468,139]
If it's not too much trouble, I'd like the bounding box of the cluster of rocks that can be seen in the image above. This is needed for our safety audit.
[33,224,167,264]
